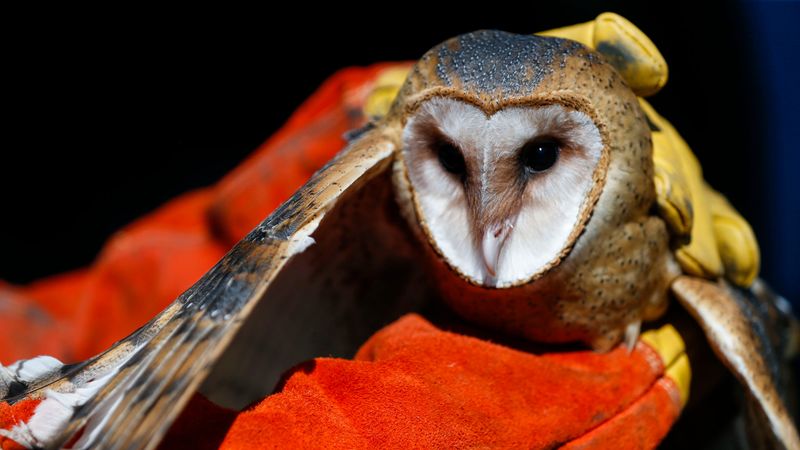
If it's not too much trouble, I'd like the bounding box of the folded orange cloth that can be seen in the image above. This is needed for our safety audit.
[159,314,682,449]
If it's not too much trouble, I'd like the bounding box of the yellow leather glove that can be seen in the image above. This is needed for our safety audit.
[363,66,411,119]
[538,12,668,97]
[639,99,760,286]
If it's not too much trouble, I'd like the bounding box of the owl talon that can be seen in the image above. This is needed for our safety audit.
[624,320,642,352]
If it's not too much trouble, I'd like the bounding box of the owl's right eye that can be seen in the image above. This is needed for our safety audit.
[435,140,466,176]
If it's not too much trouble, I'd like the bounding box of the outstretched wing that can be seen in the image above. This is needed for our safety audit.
[671,276,800,449]
[1,127,419,449]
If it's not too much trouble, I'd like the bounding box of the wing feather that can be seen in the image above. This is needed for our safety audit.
[671,276,800,449]
[3,129,396,450]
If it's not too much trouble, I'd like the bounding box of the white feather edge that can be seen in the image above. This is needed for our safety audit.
[0,370,117,449]
[1,356,64,398]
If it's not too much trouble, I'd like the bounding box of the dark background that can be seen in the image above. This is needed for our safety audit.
[3,2,799,305]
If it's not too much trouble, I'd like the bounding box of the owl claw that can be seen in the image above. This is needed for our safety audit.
[624,320,642,352]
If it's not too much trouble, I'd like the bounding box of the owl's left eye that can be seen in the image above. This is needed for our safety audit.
[435,139,466,177]
[520,140,560,173]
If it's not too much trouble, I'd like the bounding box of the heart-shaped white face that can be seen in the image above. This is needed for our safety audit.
[402,97,605,287]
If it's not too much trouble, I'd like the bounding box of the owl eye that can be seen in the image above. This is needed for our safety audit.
[521,140,560,173]
[435,140,466,176]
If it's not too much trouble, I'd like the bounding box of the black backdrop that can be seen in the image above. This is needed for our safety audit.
[0,3,775,286]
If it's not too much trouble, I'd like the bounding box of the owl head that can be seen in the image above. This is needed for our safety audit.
[383,28,673,349]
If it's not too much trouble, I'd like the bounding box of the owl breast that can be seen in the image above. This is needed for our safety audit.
[422,216,677,351]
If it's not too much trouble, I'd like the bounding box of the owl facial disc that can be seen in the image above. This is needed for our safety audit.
[402,97,604,288]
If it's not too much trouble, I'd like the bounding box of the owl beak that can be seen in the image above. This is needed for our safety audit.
[481,220,514,279]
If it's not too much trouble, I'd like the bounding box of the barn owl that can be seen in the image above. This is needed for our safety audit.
[1,13,798,450]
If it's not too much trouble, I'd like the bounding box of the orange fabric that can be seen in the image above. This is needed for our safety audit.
[562,378,681,450]
[161,314,681,449]
[0,399,39,450]
[1,63,683,449]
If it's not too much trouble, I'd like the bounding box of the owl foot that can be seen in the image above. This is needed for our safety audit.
[624,320,642,353]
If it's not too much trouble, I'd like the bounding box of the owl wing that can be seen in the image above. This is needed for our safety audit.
[671,277,800,449]
[0,126,432,450]
[640,75,800,447]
